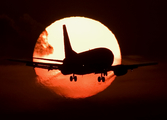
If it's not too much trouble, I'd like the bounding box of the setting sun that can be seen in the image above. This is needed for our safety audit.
[33,16,121,98]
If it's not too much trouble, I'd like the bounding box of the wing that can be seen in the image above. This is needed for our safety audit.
[122,62,158,69]
[109,62,158,76]
[8,59,62,71]
[33,57,63,63]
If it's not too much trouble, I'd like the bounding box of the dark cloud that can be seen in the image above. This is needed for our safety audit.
[0,0,166,59]
[0,14,16,38]
[17,14,44,39]
[0,14,45,62]
[0,14,20,61]
[0,63,166,119]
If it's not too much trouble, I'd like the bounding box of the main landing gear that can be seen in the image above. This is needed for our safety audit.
[98,72,107,82]
[98,76,105,82]
[70,74,77,82]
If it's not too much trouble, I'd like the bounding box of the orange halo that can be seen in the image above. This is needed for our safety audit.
[33,16,121,98]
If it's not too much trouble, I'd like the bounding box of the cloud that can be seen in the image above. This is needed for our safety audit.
[0,14,16,38]
[34,30,54,56]
[0,14,45,62]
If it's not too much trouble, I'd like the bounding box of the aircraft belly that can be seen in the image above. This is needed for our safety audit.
[61,64,94,75]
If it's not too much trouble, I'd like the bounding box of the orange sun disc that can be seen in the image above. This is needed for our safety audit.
[33,16,121,98]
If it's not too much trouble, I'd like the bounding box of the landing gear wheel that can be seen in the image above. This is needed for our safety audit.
[70,74,77,82]
[70,76,73,82]
[102,77,105,82]
[74,76,77,82]
[98,77,101,82]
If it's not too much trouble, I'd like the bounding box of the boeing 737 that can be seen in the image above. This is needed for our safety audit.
[9,25,157,82]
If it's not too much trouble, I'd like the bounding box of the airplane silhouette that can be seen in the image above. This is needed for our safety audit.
[9,25,157,82]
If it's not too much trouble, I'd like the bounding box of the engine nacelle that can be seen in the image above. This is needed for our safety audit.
[113,65,128,76]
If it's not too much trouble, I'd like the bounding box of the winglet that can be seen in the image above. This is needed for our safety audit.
[63,25,77,58]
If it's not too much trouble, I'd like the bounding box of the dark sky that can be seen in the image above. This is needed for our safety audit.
[0,0,167,119]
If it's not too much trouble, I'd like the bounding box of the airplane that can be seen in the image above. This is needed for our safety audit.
[9,24,157,82]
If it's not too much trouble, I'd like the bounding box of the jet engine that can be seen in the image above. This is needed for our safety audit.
[113,65,128,76]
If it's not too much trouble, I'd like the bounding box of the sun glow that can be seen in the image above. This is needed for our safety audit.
[33,16,121,98]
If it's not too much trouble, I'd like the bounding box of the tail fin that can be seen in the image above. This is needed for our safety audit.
[63,25,77,58]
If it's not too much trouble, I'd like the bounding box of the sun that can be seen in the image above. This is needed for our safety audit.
[33,16,121,98]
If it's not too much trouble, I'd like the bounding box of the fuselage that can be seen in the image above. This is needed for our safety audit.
[60,47,114,75]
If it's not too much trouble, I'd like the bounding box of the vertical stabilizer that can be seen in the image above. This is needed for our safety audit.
[63,25,77,58]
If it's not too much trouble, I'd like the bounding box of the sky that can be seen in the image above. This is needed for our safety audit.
[0,0,167,119]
